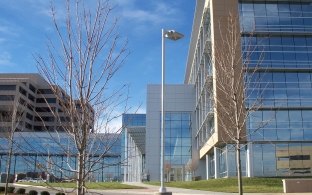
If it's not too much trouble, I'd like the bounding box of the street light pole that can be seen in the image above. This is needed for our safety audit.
[160,28,166,193]
[158,29,184,195]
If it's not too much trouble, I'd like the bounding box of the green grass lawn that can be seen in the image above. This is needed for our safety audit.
[147,177,284,193]
[16,178,285,192]
[18,182,144,190]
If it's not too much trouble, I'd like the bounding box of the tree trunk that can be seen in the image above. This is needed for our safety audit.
[5,136,14,195]
[236,141,243,195]
[77,152,85,195]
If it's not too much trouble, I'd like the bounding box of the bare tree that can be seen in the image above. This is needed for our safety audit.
[164,162,171,182]
[0,97,25,195]
[213,14,264,195]
[184,158,198,181]
[34,0,129,194]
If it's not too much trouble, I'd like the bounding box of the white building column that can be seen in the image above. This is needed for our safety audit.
[128,135,132,182]
[214,147,219,179]
[130,136,134,182]
[225,145,229,177]
[246,142,253,177]
[206,154,209,180]
[124,129,128,182]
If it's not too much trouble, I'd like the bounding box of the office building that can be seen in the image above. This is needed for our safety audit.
[0,73,94,132]
[0,132,121,182]
[187,0,312,178]
[123,0,312,181]
[145,85,195,181]
[122,85,195,182]
[0,73,121,182]
[122,114,146,182]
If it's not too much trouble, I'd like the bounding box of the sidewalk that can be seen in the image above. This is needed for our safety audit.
[6,182,312,195]
[123,182,231,194]
[122,182,312,195]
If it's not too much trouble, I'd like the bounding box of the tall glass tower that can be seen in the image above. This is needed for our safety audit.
[186,0,312,178]
[241,0,312,177]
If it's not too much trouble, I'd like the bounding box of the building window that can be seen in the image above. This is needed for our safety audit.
[35,107,55,112]
[19,87,27,96]
[29,84,36,93]
[164,113,191,163]
[60,117,70,122]
[37,89,53,94]
[0,85,16,90]
[25,122,32,130]
[0,95,14,101]
[27,104,34,111]
[36,98,56,104]
[26,113,33,121]
[19,98,26,105]
[35,116,54,122]
[28,94,35,102]
[0,111,12,122]
[34,126,43,131]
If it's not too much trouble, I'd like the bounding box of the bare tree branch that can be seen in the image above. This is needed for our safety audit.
[33,1,129,194]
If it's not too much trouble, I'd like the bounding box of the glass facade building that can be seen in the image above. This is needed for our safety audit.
[121,111,192,182]
[241,0,312,177]
[164,112,192,181]
[0,132,121,182]
[145,85,195,181]
[185,0,312,179]
[121,114,146,182]
[122,114,146,127]
[2,0,312,183]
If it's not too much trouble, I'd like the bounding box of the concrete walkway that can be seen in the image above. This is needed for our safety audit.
[3,182,312,195]
[122,182,311,195]
[123,182,232,194]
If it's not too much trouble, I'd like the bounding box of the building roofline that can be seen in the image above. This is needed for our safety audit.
[0,73,49,87]
[184,0,205,84]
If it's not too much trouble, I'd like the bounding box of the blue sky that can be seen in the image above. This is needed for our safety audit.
[0,0,195,128]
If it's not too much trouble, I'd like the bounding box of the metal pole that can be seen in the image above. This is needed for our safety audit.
[159,28,166,193]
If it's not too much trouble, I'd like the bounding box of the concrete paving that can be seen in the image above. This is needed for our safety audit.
[2,182,312,195]
[121,182,312,195]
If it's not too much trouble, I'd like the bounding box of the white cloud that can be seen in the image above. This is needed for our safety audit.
[155,2,178,16]
[0,21,20,37]
[122,9,164,24]
[114,0,136,7]
[118,1,179,25]
[0,51,14,66]
[107,117,123,133]
[0,38,7,44]
[0,26,10,34]
[95,101,146,133]
[114,1,183,37]
[135,106,146,114]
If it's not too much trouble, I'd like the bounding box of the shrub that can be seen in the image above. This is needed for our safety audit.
[7,186,15,193]
[40,191,50,195]
[28,190,38,195]
[0,186,5,192]
[16,188,26,194]
[55,192,65,195]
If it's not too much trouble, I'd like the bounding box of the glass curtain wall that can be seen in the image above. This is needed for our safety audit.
[240,0,312,177]
[0,133,121,182]
[121,114,146,182]
[164,112,192,181]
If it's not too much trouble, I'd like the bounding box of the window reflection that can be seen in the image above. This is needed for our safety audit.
[248,110,312,141]
[0,134,121,182]
[164,112,192,181]
[240,1,312,32]
[241,0,312,177]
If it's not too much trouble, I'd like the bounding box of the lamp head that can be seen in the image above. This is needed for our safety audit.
[164,30,184,41]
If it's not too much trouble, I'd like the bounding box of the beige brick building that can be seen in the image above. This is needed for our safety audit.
[0,73,93,132]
